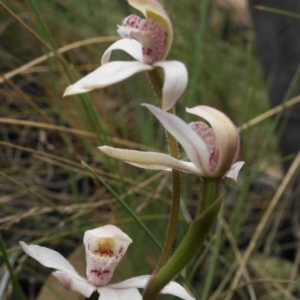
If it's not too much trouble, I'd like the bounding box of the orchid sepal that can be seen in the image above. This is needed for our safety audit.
[63,61,153,97]
[99,146,203,175]
[109,275,195,300]
[63,59,187,111]
[19,241,95,298]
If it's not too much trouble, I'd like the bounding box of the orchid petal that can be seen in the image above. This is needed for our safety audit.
[84,225,132,287]
[99,146,203,175]
[154,61,188,110]
[63,61,152,97]
[53,271,95,298]
[109,275,195,300]
[161,281,195,300]
[128,0,173,59]
[101,39,143,65]
[143,104,211,173]
[108,275,151,289]
[98,287,142,300]
[20,242,81,280]
[186,106,239,178]
[225,161,244,182]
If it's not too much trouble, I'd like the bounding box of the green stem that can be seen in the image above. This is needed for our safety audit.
[145,69,181,271]
[143,185,223,300]
[198,178,221,216]
[143,178,221,300]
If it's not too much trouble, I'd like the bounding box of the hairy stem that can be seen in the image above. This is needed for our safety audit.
[198,178,221,216]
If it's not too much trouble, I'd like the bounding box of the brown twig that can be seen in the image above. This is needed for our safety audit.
[238,95,300,132]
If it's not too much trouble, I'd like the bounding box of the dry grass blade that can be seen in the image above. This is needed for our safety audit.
[0,200,115,229]
[238,95,300,132]
[225,152,300,300]
[0,118,156,151]
[0,1,68,67]
[215,278,296,299]
[0,140,142,185]
[217,217,257,300]
[0,36,119,84]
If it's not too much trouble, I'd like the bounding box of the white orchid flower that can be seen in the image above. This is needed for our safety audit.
[20,225,194,300]
[99,105,244,181]
[63,0,188,111]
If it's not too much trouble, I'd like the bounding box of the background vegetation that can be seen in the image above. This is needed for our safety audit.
[0,0,299,299]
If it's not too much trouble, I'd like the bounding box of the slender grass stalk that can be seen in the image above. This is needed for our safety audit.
[255,5,300,19]
[27,0,57,49]
[2,214,176,259]
[82,162,162,250]
[187,0,210,101]
[0,235,27,300]
[201,209,223,300]
[0,2,69,72]
[0,171,62,215]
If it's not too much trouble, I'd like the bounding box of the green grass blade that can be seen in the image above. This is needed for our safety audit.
[82,161,162,250]
[0,171,62,215]
[0,234,27,300]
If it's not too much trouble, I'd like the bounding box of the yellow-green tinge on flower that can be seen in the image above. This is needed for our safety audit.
[63,0,187,111]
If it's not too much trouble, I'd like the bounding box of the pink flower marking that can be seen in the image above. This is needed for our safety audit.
[189,122,219,172]
[119,14,166,64]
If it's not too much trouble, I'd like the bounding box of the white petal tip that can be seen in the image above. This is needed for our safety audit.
[63,85,90,97]
[161,280,196,300]
[226,161,245,182]
[53,271,95,298]
[19,241,33,257]
[98,145,111,154]
[19,241,27,251]
[141,103,157,111]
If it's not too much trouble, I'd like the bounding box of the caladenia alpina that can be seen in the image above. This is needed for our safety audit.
[99,104,244,182]
[20,225,195,300]
[63,0,188,111]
